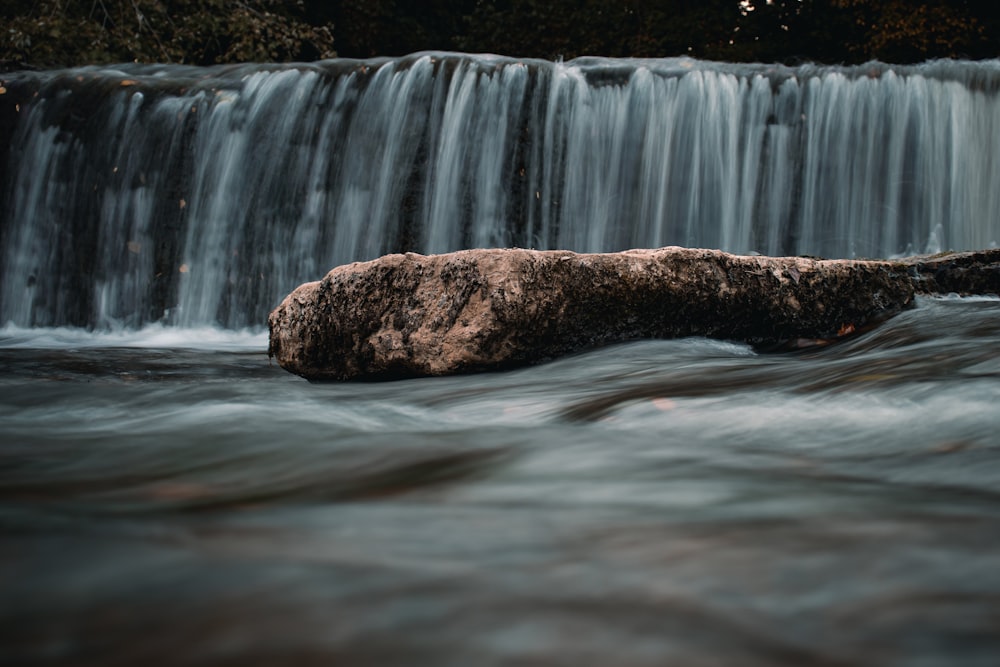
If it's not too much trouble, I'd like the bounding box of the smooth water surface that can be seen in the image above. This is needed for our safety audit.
[2,296,1000,666]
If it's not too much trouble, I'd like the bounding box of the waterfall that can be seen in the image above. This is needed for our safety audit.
[2,53,1000,330]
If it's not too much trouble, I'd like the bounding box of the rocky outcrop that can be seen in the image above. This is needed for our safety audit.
[898,248,1000,296]
[268,247,917,381]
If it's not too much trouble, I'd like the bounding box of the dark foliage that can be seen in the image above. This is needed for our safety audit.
[2,0,997,69]
[2,0,336,69]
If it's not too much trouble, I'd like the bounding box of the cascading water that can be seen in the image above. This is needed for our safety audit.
[2,53,1000,330]
[4,54,1000,667]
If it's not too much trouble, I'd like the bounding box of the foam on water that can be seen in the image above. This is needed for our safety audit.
[0,323,267,350]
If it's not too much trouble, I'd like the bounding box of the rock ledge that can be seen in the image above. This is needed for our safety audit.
[268,247,919,381]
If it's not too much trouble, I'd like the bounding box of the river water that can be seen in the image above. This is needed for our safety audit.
[2,294,999,666]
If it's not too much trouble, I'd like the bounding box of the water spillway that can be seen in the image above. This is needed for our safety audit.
[2,53,999,330]
[4,57,1000,666]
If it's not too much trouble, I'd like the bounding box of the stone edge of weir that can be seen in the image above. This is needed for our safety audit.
[267,246,1000,382]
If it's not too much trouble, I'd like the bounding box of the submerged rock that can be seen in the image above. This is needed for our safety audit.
[269,247,916,381]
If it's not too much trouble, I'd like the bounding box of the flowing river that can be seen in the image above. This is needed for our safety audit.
[3,295,1000,666]
[3,53,1000,665]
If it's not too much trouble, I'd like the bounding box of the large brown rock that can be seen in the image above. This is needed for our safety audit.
[268,247,916,381]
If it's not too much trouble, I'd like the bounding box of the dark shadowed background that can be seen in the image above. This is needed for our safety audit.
[3,0,999,69]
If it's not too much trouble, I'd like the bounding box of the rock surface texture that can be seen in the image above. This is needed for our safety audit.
[900,249,1000,296]
[269,247,919,381]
